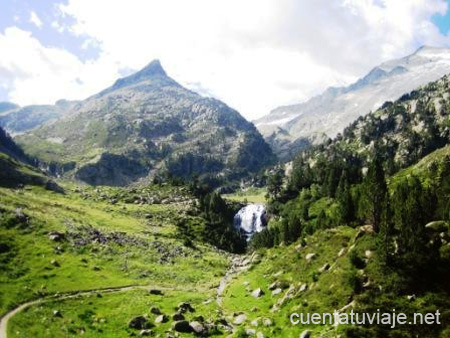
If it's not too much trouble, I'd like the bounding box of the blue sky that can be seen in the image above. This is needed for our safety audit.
[0,0,450,120]
[433,0,450,35]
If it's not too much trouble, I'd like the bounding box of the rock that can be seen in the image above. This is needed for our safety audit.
[305,253,316,262]
[149,289,163,295]
[407,294,416,301]
[172,320,192,333]
[300,329,311,338]
[177,302,195,313]
[268,281,278,290]
[233,314,247,325]
[128,316,151,329]
[172,312,185,321]
[45,180,65,193]
[272,288,282,296]
[246,328,256,336]
[425,221,448,232]
[365,250,374,258]
[251,288,264,298]
[139,329,153,336]
[51,259,60,267]
[53,310,62,318]
[262,318,273,327]
[338,248,346,257]
[273,270,283,277]
[189,321,206,334]
[155,314,168,323]
[193,315,204,322]
[251,318,260,327]
[299,283,308,292]
[150,306,161,315]
[48,232,65,242]
[318,263,330,273]
[257,332,264,338]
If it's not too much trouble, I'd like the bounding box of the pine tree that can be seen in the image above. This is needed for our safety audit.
[363,152,387,233]
[337,171,355,225]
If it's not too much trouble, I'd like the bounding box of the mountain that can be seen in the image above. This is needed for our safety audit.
[16,60,274,186]
[0,100,78,134]
[255,46,450,160]
[285,72,450,195]
[0,126,62,191]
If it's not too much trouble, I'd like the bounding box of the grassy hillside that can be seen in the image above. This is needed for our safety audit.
[0,182,232,337]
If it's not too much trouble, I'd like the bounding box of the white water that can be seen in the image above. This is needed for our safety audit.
[233,204,267,240]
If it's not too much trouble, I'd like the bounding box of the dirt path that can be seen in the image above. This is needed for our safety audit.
[0,284,174,338]
[216,253,253,305]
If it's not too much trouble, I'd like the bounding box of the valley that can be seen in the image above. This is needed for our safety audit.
[0,44,450,338]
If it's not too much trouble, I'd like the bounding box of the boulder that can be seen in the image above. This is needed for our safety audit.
[150,306,161,315]
[268,281,278,290]
[172,312,185,321]
[53,310,62,318]
[425,221,448,233]
[246,328,256,336]
[172,320,192,333]
[262,318,273,327]
[48,232,65,242]
[177,302,195,313]
[155,314,168,323]
[139,329,153,336]
[251,318,260,327]
[189,321,206,334]
[318,263,330,273]
[149,289,163,295]
[233,314,247,325]
[251,288,264,298]
[128,315,151,329]
[272,288,282,296]
[305,253,316,262]
[300,329,311,338]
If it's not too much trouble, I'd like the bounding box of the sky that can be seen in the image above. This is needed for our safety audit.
[0,0,450,121]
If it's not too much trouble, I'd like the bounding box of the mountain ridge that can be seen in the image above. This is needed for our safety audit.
[16,60,275,187]
[256,45,450,160]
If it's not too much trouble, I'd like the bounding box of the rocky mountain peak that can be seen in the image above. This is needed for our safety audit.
[108,59,168,92]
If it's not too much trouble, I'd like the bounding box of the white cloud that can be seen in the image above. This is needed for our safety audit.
[29,11,43,29]
[0,27,120,105]
[2,0,450,120]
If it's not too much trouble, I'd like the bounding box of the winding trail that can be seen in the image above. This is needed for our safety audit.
[216,254,252,306]
[0,284,188,338]
[0,253,253,337]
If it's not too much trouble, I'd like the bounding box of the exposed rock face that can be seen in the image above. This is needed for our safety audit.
[0,126,64,192]
[255,46,450,160]
[234,204,267,240]
[74,153,148,186]
[17,60,274,186]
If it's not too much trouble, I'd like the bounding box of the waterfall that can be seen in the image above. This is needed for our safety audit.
[233,204,267,240]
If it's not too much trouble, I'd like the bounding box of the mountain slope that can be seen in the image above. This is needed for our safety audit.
[0,126,62,191]
[0,100,78,134]
[16,60,274,186]
[256,46,450,160]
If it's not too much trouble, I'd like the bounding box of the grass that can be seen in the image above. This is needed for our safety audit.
[223,188,267,204]
[0,182,229,321]
[9,289,222,338]
[221,226,359,337]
